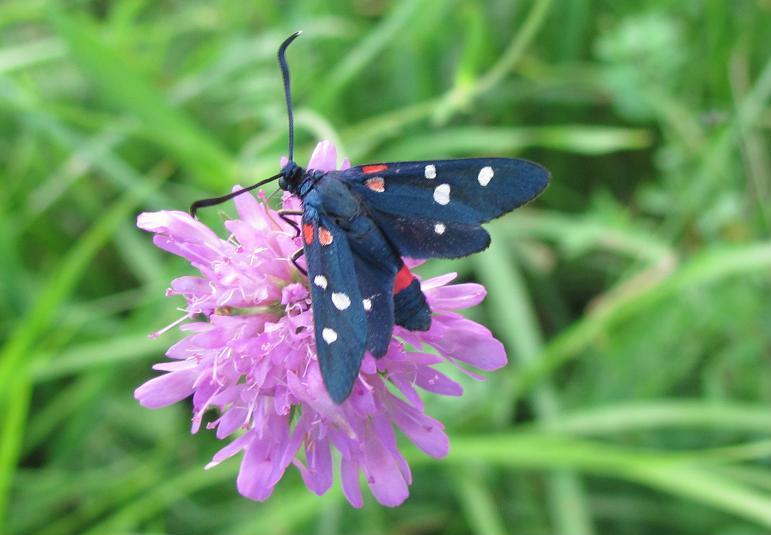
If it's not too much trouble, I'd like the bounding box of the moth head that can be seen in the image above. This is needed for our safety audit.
[279,160,304,193]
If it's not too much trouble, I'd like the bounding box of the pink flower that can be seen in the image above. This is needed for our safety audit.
[135,141,507,507]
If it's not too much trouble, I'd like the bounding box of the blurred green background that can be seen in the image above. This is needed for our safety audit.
[2,0,771,534]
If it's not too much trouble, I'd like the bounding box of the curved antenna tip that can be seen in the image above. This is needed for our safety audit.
[280,31,303,50]
[278,32,302,162]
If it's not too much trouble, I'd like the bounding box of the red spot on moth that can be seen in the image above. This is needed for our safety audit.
[303,224,314,245]
[393,264,414,294]
[365,177,385,192]
[362,164,388,174]
[318,227,334,246]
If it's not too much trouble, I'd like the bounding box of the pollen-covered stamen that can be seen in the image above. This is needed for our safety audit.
[148,312,192,339]
[365,177,385,193]
[318,227,334,245]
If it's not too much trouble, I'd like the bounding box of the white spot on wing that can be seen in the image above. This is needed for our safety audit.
[313,275,328,289]
[322,328,338,344]
[478,166,494,186]
[433,183,451,205]
[434,223,446,234]
[424,164,436,179]
[362,298,372,311]
[331,292,351,310]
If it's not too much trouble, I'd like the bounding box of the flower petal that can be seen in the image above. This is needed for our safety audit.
[361,424,409,507]
[134,369,197,408]
[341,457,363,508]
[430,317,508,371]
[385,396,448,458]
[307,140,338,171]
[415,366,463,396]
[420,272,458,290]
[206,432,252,469]
[232,185,270,229]
[138,210,222,245]
[426,282,487,311]
[299,436,333,495]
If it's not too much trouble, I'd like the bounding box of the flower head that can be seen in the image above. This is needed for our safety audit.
[135,141,507,507]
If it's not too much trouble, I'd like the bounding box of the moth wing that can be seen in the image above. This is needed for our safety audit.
[341,158,548,258]
[350,251,396,358]
[302,206,366,403]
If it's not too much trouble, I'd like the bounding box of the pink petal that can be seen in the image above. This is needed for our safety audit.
[307,140,338,171]
[415,366,463,396]
[215,407,248,439]
[403,258,426,269]
[372,413,411,483]
[299,437,333,495]
[426,283,487,311]
[232,185,269,229]
[206,432,252,469]
[361,425,409,507]
[420,272,458,290]
[385,396,448,458]
[169,275,210,298]
[236,416,299,501]
[237,440,277,501]
[431,318,508,371]
[281,191,302,211]
[388,373,422,408]
[341,457,363,508]
[152,360,196,372]
[138,210,221,244]
[134,369,198,408]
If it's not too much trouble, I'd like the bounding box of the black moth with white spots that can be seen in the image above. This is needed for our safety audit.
[191,33,551,403]
[290,158,549,402]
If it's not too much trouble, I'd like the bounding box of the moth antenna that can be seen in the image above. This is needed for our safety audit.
[190,173,281,218]
[278,31,302,163]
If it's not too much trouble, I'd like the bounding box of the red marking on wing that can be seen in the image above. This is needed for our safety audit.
[393,264,415,294]
[303,223,314,245]
[365,177,385,192]
[318,227,334,246]
[362,164,388,174]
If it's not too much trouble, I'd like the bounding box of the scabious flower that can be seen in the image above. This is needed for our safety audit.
[135,141,507,507]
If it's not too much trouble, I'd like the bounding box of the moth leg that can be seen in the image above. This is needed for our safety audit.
[290,248,307,276]
[278,209,303,237]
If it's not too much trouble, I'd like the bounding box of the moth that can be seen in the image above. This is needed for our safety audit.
[192,32,550,403]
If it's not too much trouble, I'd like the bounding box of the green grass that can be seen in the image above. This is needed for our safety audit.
[1,1,771,533]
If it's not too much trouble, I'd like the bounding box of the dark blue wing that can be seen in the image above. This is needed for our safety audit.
[302,205,366,403]
[308,175,403,359]
[350,252,395,357]
[366,213,490,259]
[340,158,549,259]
